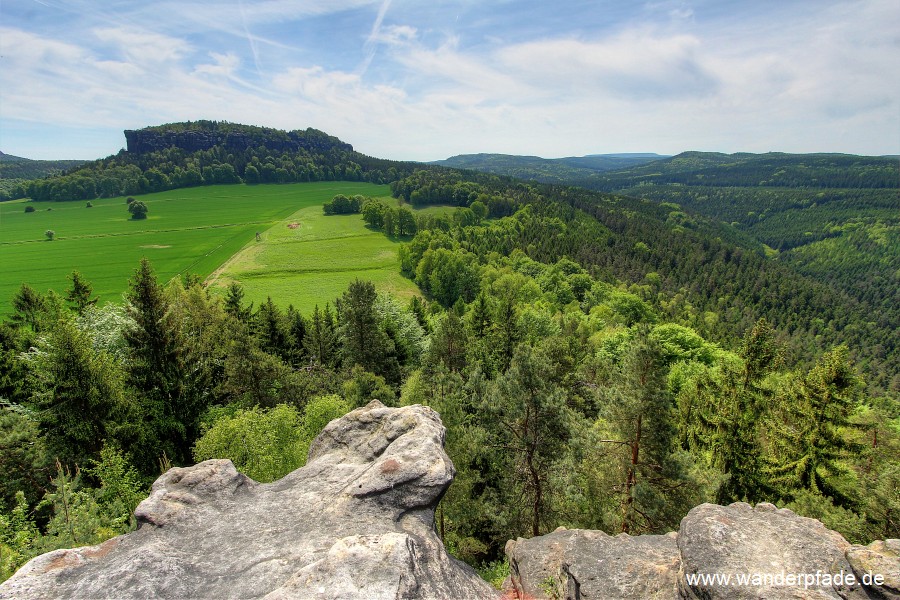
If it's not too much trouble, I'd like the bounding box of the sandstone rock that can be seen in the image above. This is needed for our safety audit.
[505,528,681,599]
[0,401,498,600]
[846,539,900,600]
[677,502,871,600]
[506,502,892,600]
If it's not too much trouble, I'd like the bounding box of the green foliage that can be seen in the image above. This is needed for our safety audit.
[0,447,147,583]
[22,122,418,203]
[193,404,305,482]
[323,194,364,215]
[0,406,51,509]
[483,345,572,537]
[336,280,400,383]
[127,200,148,219]
[124,259,190,469]
[0,491,39,582]
[769,346,863,506]
[194,395,352,482]
[295,394,352,459]
[596,330,698,533]
[1,145,897,575]
[65,271,97,314]
[44,230,55,241]
[476,559,510,590]
[342,366,396,408]
[21,317,127,469]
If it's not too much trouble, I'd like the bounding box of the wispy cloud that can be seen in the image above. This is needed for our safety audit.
[0,0,897,159]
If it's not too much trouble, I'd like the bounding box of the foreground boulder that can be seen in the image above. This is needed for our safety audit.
[0,401,498,600]
[506,502,898,600]
[505,528,680,599]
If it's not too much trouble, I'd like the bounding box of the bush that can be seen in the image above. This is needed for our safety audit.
[128,201,148,220]
[24,205,35,213]
[126,197,136,205]
[45,230,55,241]
[86,201,93,208]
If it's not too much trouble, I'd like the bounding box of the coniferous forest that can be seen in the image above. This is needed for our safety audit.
[1,124,898,583]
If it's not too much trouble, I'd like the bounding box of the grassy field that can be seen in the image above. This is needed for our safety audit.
[208,197,444,314]
[0,182,410,314]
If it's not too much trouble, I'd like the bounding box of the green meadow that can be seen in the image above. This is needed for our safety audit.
[0,183,423,314]
[207,198,445,314]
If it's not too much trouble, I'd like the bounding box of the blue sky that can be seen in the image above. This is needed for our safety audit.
[1,0,898,160]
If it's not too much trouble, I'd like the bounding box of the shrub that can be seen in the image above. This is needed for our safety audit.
[86,201,93,208]
[128,201,148,220]
[45,230,55,241]
[24,205,35,213]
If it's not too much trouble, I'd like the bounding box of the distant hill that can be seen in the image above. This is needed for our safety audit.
[432,150,897,190]
[430,152,667,185]
[0,151,30,162]
[0,153,88,200]
[587,151,899,190]
[20,121,426,202]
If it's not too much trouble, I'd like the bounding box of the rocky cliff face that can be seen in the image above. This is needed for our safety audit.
[3,402,897,600]
[505,502,899,600]
[0,401,497,600]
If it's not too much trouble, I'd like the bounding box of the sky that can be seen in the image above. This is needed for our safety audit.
[0,0,898,161]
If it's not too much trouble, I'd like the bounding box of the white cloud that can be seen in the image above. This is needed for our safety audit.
[92,27,191,65]
[194,53,242,79]
[495,31,719,99]
[0,0,897,159]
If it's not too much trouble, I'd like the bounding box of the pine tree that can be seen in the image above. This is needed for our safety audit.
[483,345,570,537]
[599,331,691,533]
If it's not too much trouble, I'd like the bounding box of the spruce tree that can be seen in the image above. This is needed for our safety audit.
[336,280,398,380]
[303,304,338,367]
[769,346,863,507]
[124,258,187,468]
[223,281,253,323]
[26,318,124,469]
[65,271,97,314]
[707,318,780,504]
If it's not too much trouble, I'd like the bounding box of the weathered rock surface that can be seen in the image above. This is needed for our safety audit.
[846,539,900,600]
[0,401,498,600]
[506,502,899,600]
[506,527,680,599]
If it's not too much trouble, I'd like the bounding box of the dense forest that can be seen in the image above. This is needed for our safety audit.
[430,152,665,184]
[0,153,87,202]
[2,125,898,584]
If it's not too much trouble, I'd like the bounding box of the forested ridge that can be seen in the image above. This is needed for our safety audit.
[7,121,430,203]
[1,124,898,584]
[0,154,87,202]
